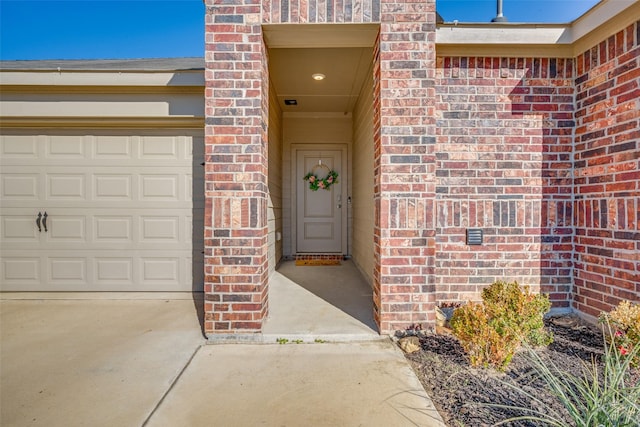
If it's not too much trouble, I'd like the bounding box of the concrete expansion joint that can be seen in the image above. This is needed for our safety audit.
[207,333,389,344]
[141,344,204,427]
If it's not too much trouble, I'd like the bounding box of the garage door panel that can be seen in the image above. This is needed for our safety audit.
[2,215,39,242]
[140,136,179,158]
[140,174,179,200]
[141,216,180,242]
[1,256,41,285]
[1,135,196,166]
[0,132,203,292]
[94,216,133,241]
[2,173,40,200]
[34,168,190,204]
[1,250,193,291]
[38,210,191,249]
[47,173,86,199]
[186,174,193,200]
[142,258,179,282]
[93,174,133,200]
[94,135,132,158]
[48,216,86,241]
[1,135,38,157]
[95,258,133,283]
[47,135,85,158]
[48,257,87,283]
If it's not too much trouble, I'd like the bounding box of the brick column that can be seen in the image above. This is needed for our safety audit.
[203,0,269,336]
[374,0,437,333]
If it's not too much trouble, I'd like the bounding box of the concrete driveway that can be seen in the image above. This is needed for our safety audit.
[0,296,205,427]
[1,296,445,427]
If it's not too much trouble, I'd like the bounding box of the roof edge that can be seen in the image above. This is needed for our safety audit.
[436,0,638,57]
[0,57,205,72]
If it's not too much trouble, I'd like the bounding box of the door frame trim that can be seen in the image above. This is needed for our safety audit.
[290,143,348,255]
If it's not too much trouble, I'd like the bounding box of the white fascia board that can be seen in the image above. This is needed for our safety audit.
[436,0,638,51]
[570,0,637,42]
[0,70,204,87]
[436,25,572,45]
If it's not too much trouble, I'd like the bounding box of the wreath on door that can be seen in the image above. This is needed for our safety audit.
[303,163,339,191]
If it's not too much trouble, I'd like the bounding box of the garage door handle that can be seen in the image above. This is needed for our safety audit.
[42,212,48,232]
[36,212,42,232]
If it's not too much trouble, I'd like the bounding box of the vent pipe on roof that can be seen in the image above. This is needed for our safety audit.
[492,0,508,22]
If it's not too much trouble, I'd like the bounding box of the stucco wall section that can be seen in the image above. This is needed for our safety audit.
[573,20,640,318]
[434,56,575,307]
[0,91,203,118]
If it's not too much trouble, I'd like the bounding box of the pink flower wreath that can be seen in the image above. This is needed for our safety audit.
[303,169,339,191]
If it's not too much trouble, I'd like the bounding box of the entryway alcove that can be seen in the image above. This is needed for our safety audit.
[262,24,380,337]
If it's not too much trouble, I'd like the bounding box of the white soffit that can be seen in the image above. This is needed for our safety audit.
[263,23,379,48]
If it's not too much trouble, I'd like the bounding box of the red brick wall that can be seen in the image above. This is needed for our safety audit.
[573,21,640,318]
[205,0,388,335]
[204,1,637,335]
[372,32,382,329]
[204,0,269,335]
[262,0,380,23]
[374,0,438,333]
[434,57,575,308]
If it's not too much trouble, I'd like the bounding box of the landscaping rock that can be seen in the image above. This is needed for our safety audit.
[398,336,421,354]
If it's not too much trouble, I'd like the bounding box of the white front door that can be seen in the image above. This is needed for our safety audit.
[296,149,343,253]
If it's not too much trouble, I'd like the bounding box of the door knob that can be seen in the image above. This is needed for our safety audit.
[36,212,42,232]
[43,212,48,232]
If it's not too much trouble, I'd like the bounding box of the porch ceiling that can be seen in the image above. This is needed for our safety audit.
[264,24,377,114]
[268,46,373,114]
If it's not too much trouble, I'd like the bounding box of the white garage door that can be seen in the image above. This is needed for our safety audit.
[0,131,204,292]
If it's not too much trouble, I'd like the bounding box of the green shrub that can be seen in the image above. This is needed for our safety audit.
[451,280,552,370]
[449,301,520,369]
[481,280,553,347]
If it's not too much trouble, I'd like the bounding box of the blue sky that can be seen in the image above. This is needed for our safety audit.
[438,0,600,23]
[1,0,601,61]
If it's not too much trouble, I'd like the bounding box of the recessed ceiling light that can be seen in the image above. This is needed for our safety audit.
[312,73,325,81]
[284,99,298,106]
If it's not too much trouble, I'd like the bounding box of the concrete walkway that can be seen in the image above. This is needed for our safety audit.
[263,260,379,341]
[1,297,445,427]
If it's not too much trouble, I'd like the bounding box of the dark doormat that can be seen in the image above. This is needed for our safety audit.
[295,259,341,266]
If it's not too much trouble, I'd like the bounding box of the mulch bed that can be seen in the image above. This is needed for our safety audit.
[403,315,640,427]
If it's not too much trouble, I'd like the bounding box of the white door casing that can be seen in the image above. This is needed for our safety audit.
[0,132,204,292]
[294,147,346,253]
